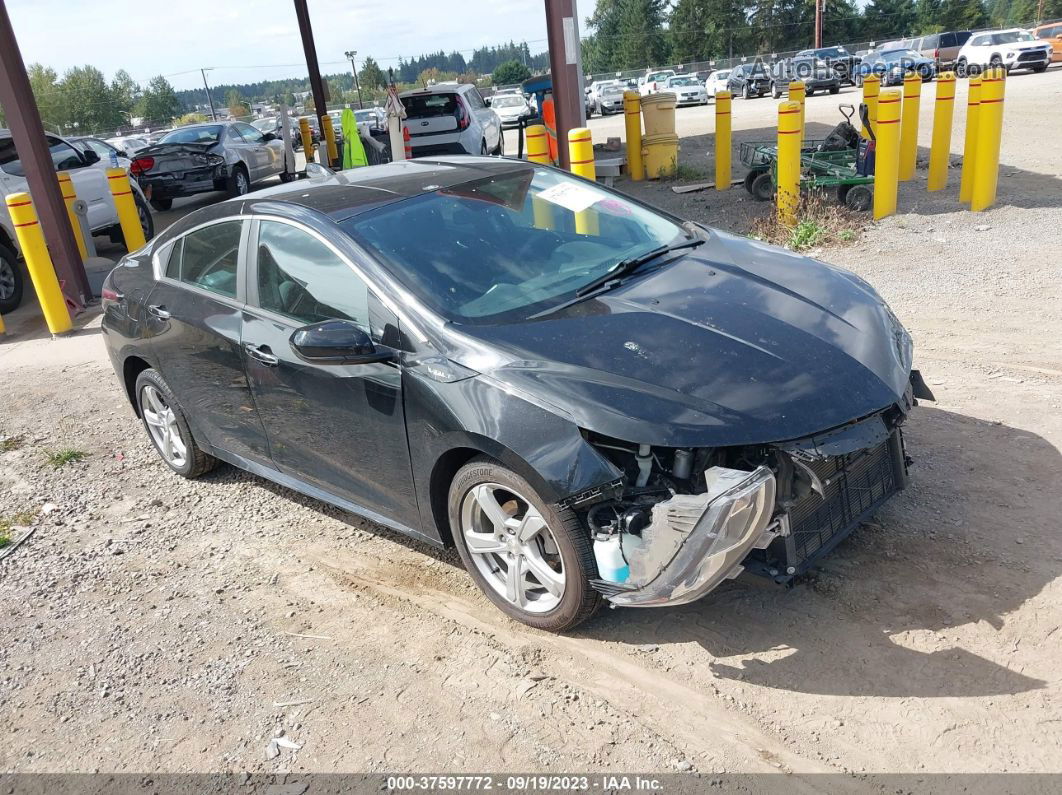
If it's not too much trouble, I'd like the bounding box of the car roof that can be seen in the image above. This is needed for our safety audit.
[235,156,533,223]
[399,83,472,97]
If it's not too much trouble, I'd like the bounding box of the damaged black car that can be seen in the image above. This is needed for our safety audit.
[100,156,932,632]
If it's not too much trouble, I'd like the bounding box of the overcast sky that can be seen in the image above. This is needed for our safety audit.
[7,0,567,91]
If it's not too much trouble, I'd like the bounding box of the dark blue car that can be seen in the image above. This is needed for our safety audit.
[856,48,938,86]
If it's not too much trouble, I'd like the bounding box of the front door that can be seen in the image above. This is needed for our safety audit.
[234,123,274,179]
[145,219,271,464]
[240,218,418,526]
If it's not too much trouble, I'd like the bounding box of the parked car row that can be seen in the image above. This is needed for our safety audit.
[0,128,155,313]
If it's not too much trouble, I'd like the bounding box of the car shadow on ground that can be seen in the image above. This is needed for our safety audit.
[579,404,1057,699]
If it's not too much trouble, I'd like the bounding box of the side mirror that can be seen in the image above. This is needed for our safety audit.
[118,150,128,158]
[82,149,100,165]
[485,97,492,106]
[262,132,277,141]
[290,319,392,365]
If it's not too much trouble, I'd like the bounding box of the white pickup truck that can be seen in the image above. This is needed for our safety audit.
[0,129,154,313]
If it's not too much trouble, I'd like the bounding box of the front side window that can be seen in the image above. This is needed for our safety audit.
[255,221,369,328]
[169,221,242,298]
[46,138,84,171]
[236,123,264,143]
[344,166,689,325]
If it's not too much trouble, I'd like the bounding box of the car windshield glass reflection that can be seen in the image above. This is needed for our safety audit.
[160,126,222,144]
[344,167,688,325]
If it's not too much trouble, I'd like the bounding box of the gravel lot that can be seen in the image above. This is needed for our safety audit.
[1,67,1061,779]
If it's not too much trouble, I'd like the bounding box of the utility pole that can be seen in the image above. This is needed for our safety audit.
[544,0,585,169]
[345,50,365,109]
[201,68,217,121]
[815,0,824,49]
[293,0,329,121]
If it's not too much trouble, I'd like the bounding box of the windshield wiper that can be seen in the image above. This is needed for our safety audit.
[574,238,705,297]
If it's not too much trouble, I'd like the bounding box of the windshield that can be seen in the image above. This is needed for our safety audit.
[160,126,221,144]
[251,118,276,131]
[354,110,377,122]
[602,84,625,96]
[818,47,847,56]
[715,70,731,79]
[883,49,922,61]
[668,77,699,86]
[647,72,673,82]
[992,30,1035,43]
[342,167,689,324]
[492,96,526,108]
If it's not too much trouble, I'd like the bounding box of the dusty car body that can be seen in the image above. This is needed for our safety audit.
[100,156,930,631]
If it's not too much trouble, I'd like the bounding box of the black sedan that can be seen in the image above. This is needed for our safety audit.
[101,157,931,632]
[856,48,937,86]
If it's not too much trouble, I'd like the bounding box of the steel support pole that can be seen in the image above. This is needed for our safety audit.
[0,0,88,307]
[293,0,329,119]
[544,0,584,170]
[201,69,218,121]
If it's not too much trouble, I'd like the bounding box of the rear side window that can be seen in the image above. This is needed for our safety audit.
[402,93,458,118]
[0,137,21,176]
[955,31,972,45]
[940,33,955,47]
[971,35,988,46]
[169,221,243,299]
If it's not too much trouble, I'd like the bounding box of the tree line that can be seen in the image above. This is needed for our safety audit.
[585,0,1062,73]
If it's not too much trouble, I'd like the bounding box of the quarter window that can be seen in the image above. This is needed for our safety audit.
[169,221,243,299]
[254,221,370,328]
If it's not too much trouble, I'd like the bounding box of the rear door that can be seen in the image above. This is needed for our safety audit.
[465,87,499,150]
[402,91,460,136]
[145,219,272,464]
[236,123,280,178]
[240,217,418,525]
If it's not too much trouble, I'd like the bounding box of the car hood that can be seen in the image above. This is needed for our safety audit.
[447,229,912,447]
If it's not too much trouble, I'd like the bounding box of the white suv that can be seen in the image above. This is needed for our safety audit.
[956,28,1053,75]
[640,69,677,95]
[0,129,154,313]
[399,84,503,158]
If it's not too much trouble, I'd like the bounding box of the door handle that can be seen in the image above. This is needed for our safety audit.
[245,343,279,366]
[148,304,170,319]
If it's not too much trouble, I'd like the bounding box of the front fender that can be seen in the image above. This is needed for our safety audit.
[403,371,623,544]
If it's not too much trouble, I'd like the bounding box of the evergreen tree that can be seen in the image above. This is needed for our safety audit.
[862,0,918,41]
[492,60,532,86]
[359,57,385,91]
[614,0,669,69]
[136,76,180,126]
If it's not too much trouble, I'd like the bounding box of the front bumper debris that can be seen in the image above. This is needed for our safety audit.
[595,466,776,607]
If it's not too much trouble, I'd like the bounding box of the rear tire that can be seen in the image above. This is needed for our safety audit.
[149,197,172,211]
[829,85,840,94]
[227,165,250,199]
[134,368,217,479]
[751,171,774,202]
[131,193,154,247]
[448,456,600,632]
[844,184,873,212]
[744,168,765,195]
[0,244,24,314]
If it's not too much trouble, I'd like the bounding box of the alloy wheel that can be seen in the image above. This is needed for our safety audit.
[140,384,187,468]
[237,171,249,194]
[0,258,14,301]
[460,482,565,613]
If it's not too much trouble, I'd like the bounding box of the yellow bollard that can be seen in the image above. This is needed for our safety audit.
[106,168,146,251]
[971,68,1006,212]
[873,89,902,220]
[788,81,806,140]
[320,115,339,167]
[861,74,880,139]
[959,75,982,204]
[623,90,644,181]
[5,193,72,334]
[714,91,732,191]
[899,73,922,182]
[776,100,802,228]
[927,73,956,192]
[525,124,554,230]
[56,172,88,261]
[0,311,5,334]
[298,117,315,159]
[567,127,598,236]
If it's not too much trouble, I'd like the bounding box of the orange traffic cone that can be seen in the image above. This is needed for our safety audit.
[403,125,412,160]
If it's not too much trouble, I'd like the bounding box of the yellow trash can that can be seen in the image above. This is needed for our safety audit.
[640,92,677,137]
[642,132,679,179]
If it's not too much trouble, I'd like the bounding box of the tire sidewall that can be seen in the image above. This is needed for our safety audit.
[448,458,599,631]
[0,244,24,314]
[133,194,155,244]
[134,368,198,478]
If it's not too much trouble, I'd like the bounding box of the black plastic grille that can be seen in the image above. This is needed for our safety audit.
[787,433,900,568]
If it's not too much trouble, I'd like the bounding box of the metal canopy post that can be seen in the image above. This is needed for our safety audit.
[544,0,584,170]
[0,0,89,308]
[293,0,330,121]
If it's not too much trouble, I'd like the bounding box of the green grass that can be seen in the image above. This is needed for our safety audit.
[0,508,38,547]
[789,218,829,250]
[0,435,24,452]
[749,195,863,252]
[672,163,708,181]
[46,449,88,469]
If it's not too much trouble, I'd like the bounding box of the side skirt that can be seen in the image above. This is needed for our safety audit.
[210,447,444,549]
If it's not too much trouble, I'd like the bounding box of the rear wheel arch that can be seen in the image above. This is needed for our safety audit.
[123,355,153,415]
[0,224,16,254]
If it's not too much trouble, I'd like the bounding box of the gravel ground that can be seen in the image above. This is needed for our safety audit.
[1,68,1061,779]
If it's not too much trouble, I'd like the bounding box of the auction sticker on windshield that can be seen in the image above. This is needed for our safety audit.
[538,181,600,213]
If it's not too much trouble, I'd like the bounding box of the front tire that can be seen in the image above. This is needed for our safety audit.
[448,456,600,632]
[135,368,217,479]
[0,244,24,314]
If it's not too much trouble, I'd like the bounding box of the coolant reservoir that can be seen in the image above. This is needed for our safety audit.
[593,533,630,583]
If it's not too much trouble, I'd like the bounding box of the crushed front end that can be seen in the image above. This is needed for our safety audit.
[575,380,926,607]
